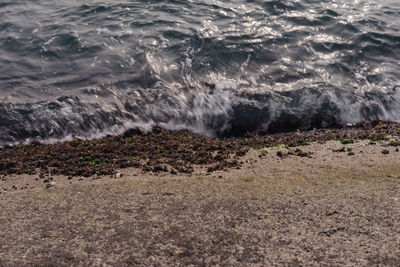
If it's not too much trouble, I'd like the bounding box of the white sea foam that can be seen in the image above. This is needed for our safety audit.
[1,0,400,146]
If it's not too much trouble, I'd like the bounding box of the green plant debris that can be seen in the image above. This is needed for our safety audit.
[388,140,399,146]
[347,147,352,152]
[270,143,288,149]
[83,156,92,162]
[90,158,103,166]
[252,145,265,151]
[278,144,289,149]
[297,139,310,146]
[129,157,138,161]
[340,138,353,145]
[156,153,164,159]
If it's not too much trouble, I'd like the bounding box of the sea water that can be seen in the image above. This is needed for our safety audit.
[0,0,399,145]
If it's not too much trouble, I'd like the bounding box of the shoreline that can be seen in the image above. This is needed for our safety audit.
[1,136,400,265]
[1,121,400,180]
[1,136,400,193]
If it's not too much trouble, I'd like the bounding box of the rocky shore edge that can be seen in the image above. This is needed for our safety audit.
[1,121,400,184]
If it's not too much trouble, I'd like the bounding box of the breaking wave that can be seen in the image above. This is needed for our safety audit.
[0,0,400,145]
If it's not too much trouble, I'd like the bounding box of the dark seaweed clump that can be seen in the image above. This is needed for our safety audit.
[0,121,399,178]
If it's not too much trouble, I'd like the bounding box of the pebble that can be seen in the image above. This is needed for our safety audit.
[115,172,122,178]
[347,152,355,156]
[381,149,389,155]
[45,181,56,188]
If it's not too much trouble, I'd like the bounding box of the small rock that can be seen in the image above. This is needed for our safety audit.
[301,200,308,206]
[396,148,399,152]
[277,151,286,158]
[326,210,339,216]
[347,151,355,156]
[152,165,165,172]
[45,182,56,188]
[293,148,312,157]
[381,149,389,155]
[332,147,346,152]
[115,172,122,178]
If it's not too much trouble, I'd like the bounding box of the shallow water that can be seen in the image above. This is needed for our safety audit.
[1,0,400,145]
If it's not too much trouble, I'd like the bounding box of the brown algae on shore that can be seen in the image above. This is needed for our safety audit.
[0,121,399,179]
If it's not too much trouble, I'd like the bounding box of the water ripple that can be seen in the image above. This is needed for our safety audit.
[0,0,400,144]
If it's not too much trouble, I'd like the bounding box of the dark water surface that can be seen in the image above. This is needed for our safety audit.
[1,0,400,145]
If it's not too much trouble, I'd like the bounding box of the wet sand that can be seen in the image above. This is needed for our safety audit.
[1,138,400,265]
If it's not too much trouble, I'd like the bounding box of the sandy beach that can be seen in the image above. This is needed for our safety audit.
[1,134,400,265]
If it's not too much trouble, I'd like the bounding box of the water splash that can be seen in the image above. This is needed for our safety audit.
[0,0,400,145]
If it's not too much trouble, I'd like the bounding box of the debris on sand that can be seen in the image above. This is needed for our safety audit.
[45,181,56,188]
[0,121,399,178]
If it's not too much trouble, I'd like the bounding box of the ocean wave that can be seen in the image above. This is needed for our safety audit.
[0,0,400,145]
